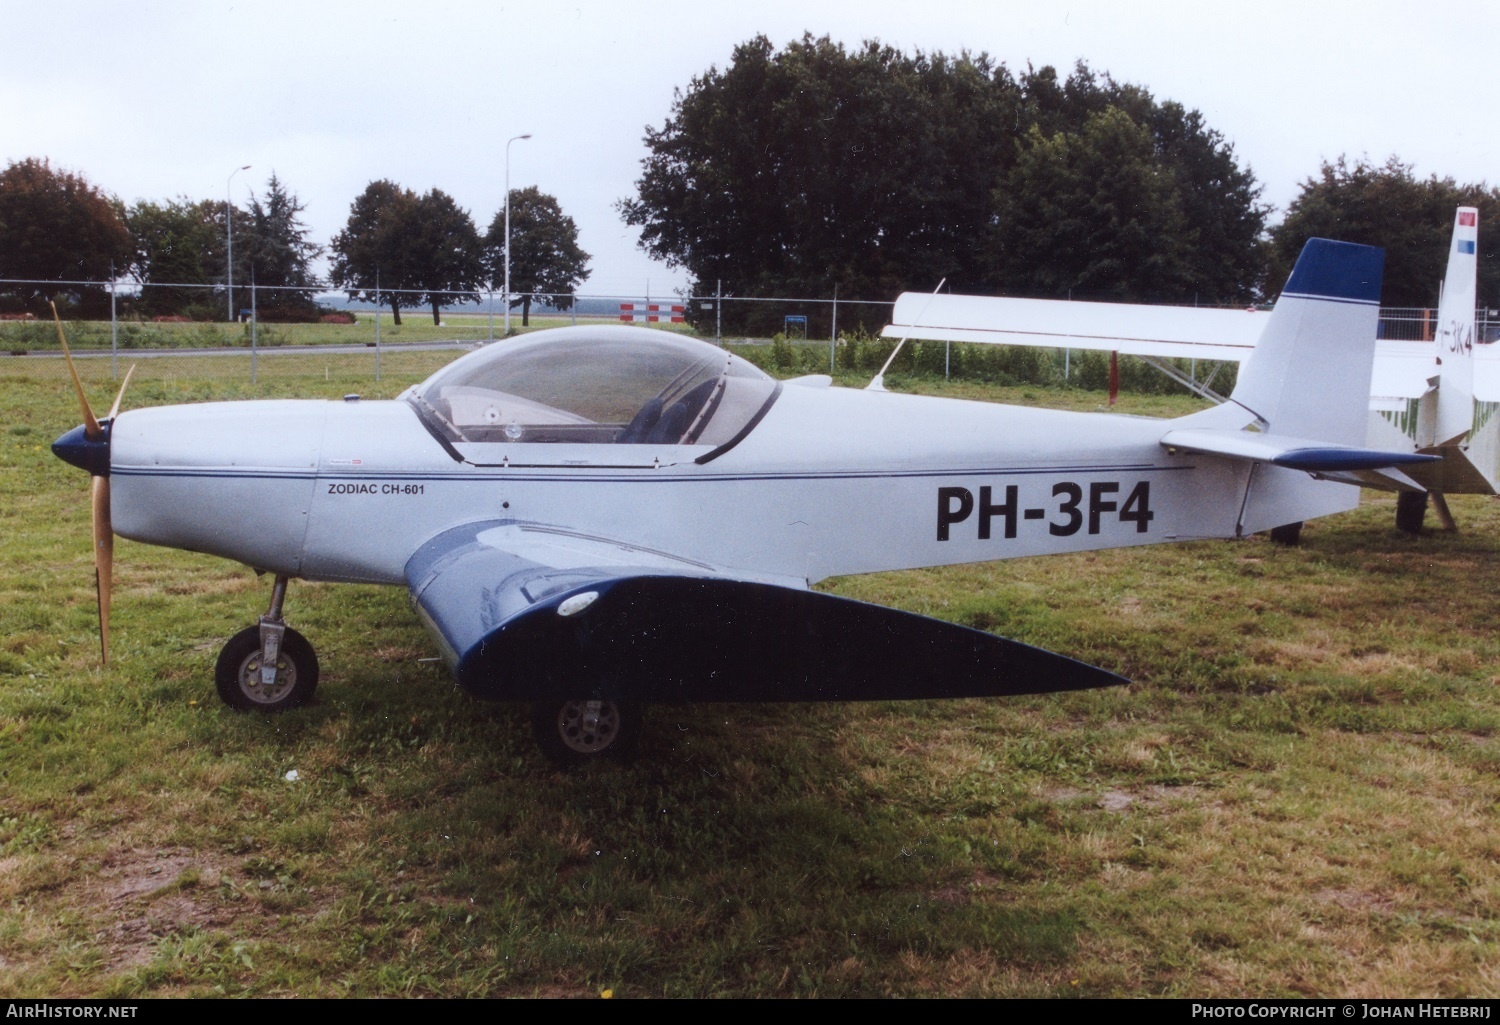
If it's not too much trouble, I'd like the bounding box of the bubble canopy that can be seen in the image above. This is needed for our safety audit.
[406,326,780,448]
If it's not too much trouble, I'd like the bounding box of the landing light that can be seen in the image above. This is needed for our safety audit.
[558,591,600,617]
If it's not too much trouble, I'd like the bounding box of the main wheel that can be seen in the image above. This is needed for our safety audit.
[1396,491,1428,535]
[215,625,319,712]
[530,699,642,767]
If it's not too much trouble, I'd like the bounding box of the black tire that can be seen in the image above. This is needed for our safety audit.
[1396,491,1428,535]
[1269,521,1303,546]
[530,699,642,767]
[215,625,319,712]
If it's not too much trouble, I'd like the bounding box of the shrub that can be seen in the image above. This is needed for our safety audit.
[770,333,796,371]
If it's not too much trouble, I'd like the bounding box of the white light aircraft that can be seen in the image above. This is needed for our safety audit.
[53,239,1436,765]
[884,208,1496,537]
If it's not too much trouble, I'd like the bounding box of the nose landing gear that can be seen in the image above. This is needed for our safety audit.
[214,575,319,712]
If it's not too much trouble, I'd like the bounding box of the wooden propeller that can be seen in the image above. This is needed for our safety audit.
[51,302,133,665]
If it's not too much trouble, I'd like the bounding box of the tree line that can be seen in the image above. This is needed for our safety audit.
[0,162,589,327]
[4,35,1497,333]
[619,34,1500,333]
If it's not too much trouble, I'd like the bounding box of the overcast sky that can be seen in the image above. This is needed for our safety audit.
[5,0,1495,299]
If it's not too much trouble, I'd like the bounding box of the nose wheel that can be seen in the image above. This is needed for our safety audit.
[215,625,319,711]
[214,575,319,712]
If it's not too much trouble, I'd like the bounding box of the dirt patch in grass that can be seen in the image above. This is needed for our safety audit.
[80,847,240,970]
[1313,888,1396,914]
[97,848,213,902]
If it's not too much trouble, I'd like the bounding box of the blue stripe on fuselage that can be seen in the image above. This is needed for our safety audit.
[111,462,1196,485]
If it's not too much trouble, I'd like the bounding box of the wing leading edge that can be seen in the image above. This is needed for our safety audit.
[883,292,1264,360]
[404,520,1127,705]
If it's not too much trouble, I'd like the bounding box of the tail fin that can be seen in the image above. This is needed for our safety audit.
[1227,237,1384,446]
[1429,207,1479,447]
[1162,239,1439,533]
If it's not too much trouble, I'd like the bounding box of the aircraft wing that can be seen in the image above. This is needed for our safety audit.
[882,291,1497,409]
[1370,340,1438,410]
[404,520,1127,705]
[1361,341,1500,407]
[1477,343,1500,402]
[881,292,1264,360]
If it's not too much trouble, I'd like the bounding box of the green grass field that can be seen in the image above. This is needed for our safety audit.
[0,311,641,353]
[1,352,1497,998]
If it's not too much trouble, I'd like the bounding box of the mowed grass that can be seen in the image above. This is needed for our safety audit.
[1,353,1498,998]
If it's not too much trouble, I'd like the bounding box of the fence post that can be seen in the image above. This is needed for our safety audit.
[715,280,722,346]
[250,276,258,385]
[830,283,837,372]
[109,266,118,380]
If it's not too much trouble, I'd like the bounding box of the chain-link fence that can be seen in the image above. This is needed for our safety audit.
[3,277,1495,398]
[0,278,709,386]
[1378,306,1500,342]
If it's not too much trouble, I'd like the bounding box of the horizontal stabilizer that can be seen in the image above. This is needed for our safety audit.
[1161,427,1440,472]
[1306,465,1426,492]
[406,521,1127,705]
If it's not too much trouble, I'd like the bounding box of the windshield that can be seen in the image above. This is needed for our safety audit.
[408,326,779,447]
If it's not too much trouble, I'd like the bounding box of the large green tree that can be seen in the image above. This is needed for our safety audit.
[406,189,485,326]
[330,180,417,323]
[241,172,323,319]
[619,38,1267,330]
[127,197,225,316]
[331,181,484,326]
[991,108,1193,301]
[618,35,1018,328]
[1269,156,1500,308]
[0,158,133,313]
[484,186,591,327]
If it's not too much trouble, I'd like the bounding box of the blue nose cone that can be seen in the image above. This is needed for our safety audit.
[52,422,111,477]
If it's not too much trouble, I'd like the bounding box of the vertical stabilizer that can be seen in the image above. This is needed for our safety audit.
[1214,239,1384,534]
[1228,238,1384,447]
[1428,207,1479,447]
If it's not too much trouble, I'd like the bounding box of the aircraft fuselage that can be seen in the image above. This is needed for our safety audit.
[108,383,1257,588]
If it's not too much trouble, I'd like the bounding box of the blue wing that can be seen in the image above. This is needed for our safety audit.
[405,520,1127,705]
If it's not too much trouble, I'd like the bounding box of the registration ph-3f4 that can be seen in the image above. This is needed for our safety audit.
[52,239,1435,765]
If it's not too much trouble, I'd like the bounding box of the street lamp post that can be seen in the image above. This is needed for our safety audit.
[226,164,250,322]
[503,134,531,335]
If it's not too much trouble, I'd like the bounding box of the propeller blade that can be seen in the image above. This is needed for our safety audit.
[92,475,112,666]
[52,304,127,666]
[107,364,136,422]
[51,301,101,440]
[93,367,131,665]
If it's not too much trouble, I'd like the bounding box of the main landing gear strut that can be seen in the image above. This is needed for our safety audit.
[215,574,320,712]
